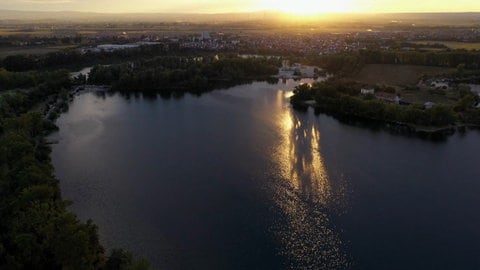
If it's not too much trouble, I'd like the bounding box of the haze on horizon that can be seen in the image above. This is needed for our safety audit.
[0,0,479,14]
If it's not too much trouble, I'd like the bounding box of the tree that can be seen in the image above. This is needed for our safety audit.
[427,105,456,126]
[104,249,151,270]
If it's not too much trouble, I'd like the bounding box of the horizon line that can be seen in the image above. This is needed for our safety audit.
[1,8,480,15]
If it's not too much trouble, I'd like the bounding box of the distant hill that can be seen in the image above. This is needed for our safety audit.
[0,9,479,25]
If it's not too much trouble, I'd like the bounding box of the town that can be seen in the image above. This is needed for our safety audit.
[1,13,480,59]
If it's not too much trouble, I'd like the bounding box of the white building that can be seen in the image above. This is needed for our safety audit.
[199,32,211,41]
[361,88,375,95]
[430,81,449,89]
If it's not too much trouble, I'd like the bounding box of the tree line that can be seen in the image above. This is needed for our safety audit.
[0,68,72,92]
[0,43,180,72]
[87,55,280,94]
[300,50,480,76]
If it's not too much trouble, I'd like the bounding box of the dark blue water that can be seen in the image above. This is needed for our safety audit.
[50,80,480,270]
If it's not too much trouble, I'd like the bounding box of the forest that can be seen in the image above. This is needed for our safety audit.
[0,43,180,72]
[87,55,281,94]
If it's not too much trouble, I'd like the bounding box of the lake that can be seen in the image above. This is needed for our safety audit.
[49,79,480,270]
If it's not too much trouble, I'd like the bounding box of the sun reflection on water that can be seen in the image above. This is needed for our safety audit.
[276,93,331,205]
[270,89,349,269]
[284,91,295,99]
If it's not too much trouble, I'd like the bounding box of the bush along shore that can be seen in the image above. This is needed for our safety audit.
[0,69,150,269]
[290,80,480,137]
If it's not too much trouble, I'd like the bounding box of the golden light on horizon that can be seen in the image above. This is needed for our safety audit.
[0,0,479,13]
[258,0,354,15]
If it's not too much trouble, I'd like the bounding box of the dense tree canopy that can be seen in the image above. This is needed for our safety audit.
[88,55,280,94]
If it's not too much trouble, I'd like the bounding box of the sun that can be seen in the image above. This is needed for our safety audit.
[258,0,354,15]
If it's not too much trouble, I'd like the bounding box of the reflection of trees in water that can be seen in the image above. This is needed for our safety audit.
[275,106,337,206]
[272,108,350,270]
[118,90,188,101]
[287,112,331,205]
[93,90,107,99]
[314,107,450,142]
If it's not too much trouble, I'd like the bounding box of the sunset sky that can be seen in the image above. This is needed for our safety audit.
[0,0,478,14]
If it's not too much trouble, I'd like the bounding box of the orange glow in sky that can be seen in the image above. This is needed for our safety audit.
[0,0,478,13]
[257,0,355,14]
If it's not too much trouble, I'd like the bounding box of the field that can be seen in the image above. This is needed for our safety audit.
[401,89,458,105]
[0,47,57,58]
[0,28,54,36]
[0,45,77,59]
[414,41,480,50]
[349,64,455,86]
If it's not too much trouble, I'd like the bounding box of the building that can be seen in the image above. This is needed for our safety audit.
[361,88,375,95]
[199,32,211,41]
[430,81,449,89]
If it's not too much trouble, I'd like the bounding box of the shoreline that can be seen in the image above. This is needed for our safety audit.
[294,100,477,136]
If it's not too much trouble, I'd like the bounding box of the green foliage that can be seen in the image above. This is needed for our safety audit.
[289,84,314,110]
[292,83,314,100]
[292,80,459,127]
[305,50,480,76]
[362,93,375,100]
[88,55,280,94]
[104,249,150,270]
[454,94,477,112]
[457,63,466,76]
[1,43,178,72]
[427,105,457,126]
[0,113,105,269]
[462,108,480,126]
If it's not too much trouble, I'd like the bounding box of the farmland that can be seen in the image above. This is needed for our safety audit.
[349,64,455,86]
[414,41,480,50]
[0,47,58,58]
